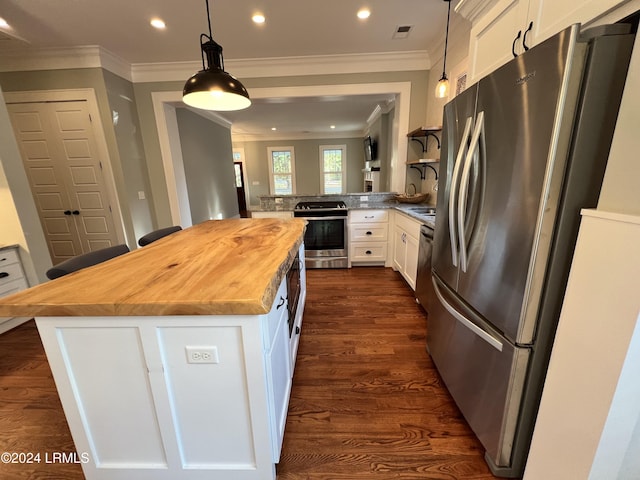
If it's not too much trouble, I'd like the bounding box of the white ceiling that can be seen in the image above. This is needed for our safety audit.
[0,0,456,138]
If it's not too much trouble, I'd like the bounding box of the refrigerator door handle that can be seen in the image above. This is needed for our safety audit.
[458,111,485,272]
[432,274,503,352]
[448,116,474,267]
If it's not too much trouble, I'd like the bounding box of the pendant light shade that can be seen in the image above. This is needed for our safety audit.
[435,0,452,99]
[435,75,450,99]
[183,1,251,111]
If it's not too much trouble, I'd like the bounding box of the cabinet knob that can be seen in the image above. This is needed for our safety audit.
[72,210,80,215]
[0,272,9,279]
[366,231,373,235]
[365,250,372,255]
[512,30,522,58]
[63,210,72,215]
[276,296,286,309]
[295,326,300,335]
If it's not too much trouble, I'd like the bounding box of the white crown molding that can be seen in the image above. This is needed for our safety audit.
[454,0,499,23]
[232,130,363,142]
[131,51,431,83]
[186,107,233,130]
[98,48,133,81]
[0,45,132,80]
[0,45,431,82]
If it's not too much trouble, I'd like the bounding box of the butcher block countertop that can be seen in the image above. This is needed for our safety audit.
[0,218,306,317]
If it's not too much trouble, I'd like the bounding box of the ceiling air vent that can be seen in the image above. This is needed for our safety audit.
[393,25,413,39]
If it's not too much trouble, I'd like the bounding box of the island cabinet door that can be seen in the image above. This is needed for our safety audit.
[35,316,279,480]
[264,279,293,462]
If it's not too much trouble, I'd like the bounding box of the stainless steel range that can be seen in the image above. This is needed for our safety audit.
[293,200,348,268]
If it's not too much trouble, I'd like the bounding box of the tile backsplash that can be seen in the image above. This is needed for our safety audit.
[257,192,398,211]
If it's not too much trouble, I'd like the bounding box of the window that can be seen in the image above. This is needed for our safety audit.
[319,145,346,194]
[233,148,245,188]
[268,146,296,195]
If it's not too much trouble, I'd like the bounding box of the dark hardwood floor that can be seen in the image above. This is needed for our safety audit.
[0,267,497,479]
[277,267,497,479]
[0,320,82,479]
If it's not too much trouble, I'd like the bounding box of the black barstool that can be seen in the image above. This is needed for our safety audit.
[137,226,182,247]
[46,244,130,280]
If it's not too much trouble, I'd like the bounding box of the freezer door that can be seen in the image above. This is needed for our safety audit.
[432,84,477,291]
[455,26,581,344]
[428,274,530,469]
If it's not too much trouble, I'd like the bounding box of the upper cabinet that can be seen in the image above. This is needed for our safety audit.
[458,0,630,82]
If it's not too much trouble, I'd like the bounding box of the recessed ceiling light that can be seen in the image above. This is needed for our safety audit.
[0,17,9,28]
[252,13,266,24]
[330,125,336,129]
[357,9,371,20]
[271,127,277,131]
[150,18,166,29]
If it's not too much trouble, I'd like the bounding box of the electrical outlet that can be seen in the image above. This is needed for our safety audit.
[185,346,219,364]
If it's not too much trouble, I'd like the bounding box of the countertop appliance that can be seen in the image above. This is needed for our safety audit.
[427,24,635,478]
[293,201,348,268]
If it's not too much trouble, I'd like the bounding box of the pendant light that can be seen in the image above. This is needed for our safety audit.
[435,0,452,99]
[183,0,251,111]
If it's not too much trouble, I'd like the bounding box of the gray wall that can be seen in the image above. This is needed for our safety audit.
[0,68,154,247]
[366,109,393,192]
[133,70,430,225]
[103,70,155,240]
[176,109,239,223]
[233,136,365,206]
[0,85,51,284]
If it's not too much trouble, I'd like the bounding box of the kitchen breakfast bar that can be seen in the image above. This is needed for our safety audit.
[0,218,307,480]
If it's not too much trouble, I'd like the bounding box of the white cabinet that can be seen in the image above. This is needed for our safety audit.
[392,212,421,290]
[463,0,628,82]
[264,279,292,462]
[34,272,303,480]
[348,209,389,266]
[0,245,30,334]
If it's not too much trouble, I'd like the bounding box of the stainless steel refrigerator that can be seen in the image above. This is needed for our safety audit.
[427,24,635,477]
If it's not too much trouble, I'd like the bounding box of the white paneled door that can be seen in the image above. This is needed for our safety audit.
[8,101,119,265]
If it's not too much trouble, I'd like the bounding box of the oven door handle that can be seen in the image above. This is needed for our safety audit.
[296,216,348,221]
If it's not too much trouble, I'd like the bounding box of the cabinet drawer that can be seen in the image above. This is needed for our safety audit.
[349,209,388,223]
[0,263,26,288]
[263,279,288,349]
[0,249,21,268]
[0,278,29,298]
[394,211,422,238]
[350,225,388,242]
[351,243,387,262]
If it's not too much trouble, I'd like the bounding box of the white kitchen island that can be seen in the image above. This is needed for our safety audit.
[0,219,307,480]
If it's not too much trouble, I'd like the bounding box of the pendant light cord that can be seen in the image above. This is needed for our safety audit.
[200,0,224,71]
[205,0,213,39]
[441,0,451,80]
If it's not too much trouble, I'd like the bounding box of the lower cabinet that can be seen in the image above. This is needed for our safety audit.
[34,269,305,480]
[0,245,30,335]
[348,209,389,267]
[264,279,292,462]
[392,212,421,290]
